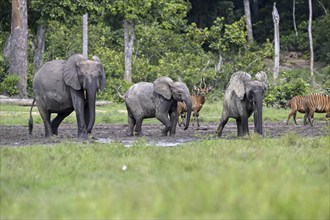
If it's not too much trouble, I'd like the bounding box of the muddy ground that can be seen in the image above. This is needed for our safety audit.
[0,121,329,147]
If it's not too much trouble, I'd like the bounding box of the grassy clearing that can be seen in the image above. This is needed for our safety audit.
[1,134,329,219]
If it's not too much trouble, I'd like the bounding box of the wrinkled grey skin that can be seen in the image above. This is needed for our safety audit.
[119,76,192,136]
[29,54,106,139]
[217,71,268,137]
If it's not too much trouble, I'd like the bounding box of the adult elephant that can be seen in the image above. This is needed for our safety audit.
[29,54,106,139]
[119,76,192,136]
[216,71,268,137]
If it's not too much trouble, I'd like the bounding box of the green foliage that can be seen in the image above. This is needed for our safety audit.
[264,71,310,108]
[1,136,329,218]
[314,14,330,63]
[0,74,20,96]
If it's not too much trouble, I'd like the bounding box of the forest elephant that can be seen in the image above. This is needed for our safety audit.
[119,76,192,136]
[29,54,106,139]
[216,71,268,137]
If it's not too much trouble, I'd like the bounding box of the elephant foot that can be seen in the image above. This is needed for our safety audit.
[126,132,134,136]
[161,129,169,136]
[78,132,89,140]
[135,131,144,136]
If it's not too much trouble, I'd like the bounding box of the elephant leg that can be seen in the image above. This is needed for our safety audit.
[236,119,244,137]
[241,117,249,136]
[36,102,52,137]
[156,113,171,136]
[216,116,228,137]
[71,90,88,139]
[134,117,144,136]
[51,112,72,135]
[127,115,136,136]
[84,103,90,132]
[169,111,178,135]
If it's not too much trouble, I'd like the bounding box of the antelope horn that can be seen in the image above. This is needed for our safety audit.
[201,78,206,89]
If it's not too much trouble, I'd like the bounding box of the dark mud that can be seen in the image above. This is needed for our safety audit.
[0,121,329,147]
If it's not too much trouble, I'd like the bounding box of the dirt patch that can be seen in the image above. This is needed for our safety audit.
[0,121,329,147]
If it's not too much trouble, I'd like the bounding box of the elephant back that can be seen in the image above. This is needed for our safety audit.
[33,60,66,86]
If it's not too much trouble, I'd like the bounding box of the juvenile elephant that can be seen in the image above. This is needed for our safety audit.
[29,54,106,139]
[119,76,192,136]
[216,71,268,137]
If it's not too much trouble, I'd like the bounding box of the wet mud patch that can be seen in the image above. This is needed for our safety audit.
[0,121,329,147]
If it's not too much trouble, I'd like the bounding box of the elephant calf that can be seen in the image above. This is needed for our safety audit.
[119,76,192,136]
[29,54,106,139]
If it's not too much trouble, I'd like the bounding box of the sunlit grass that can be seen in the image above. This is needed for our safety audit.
[1,134,329,219]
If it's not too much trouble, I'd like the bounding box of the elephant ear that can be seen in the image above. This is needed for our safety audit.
[255,71,268,89]
[153,76,173,100]
[229,71,251,100]
[98,63,106,91]
[92,55,106,91]
[63,54,85,90]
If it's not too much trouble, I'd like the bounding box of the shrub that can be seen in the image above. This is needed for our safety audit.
[264,71,310,108]
[0,74,20,96]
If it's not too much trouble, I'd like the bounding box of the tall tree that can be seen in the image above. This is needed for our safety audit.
[10,0,28,97]
[83,13,88,58]
[308,0,314,78]
[32,24,46,72]
[272,2,280,85]
[109,0,189,83]
[292,0,298,36]
[243,0,254,44]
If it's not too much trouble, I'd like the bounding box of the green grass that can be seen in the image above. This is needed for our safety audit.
[1,135,329,219]
[1,102,329,218]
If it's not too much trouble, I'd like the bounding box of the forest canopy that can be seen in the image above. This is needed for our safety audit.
[0,0,329,104]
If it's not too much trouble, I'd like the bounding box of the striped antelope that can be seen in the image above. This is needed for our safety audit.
[177,78,212,127]
[303,93,330,126]
[286,95,313,125]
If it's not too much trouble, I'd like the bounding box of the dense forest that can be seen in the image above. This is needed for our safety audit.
[0,0,329,106]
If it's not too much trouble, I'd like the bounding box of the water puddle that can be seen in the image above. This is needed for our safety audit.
[95,138,196,147]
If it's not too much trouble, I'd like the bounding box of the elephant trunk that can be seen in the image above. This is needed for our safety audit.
[254,95,264,135]
[184,99,192,130]
[86,82,97,133]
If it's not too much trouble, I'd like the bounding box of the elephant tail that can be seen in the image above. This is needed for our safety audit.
[28,99,35,135]
[116,85,125,100]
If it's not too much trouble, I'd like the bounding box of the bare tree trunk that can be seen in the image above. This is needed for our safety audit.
[308,0,314,78]
[272,2,280,85]
[123,19,135,83]
[243,0,254,44]
[10,0,28,97]
[32,24,46,73]
[83,13,88,58]
[293,0,298,36]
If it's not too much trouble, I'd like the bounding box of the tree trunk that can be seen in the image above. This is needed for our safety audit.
[123,19,135,83]
[293,0,298,36]
[33,24,46,73]
[243,0,254,44]
[272,2,280,85]
[83,13,88,58]
[9,0,28,97]
[308,0,314,78]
